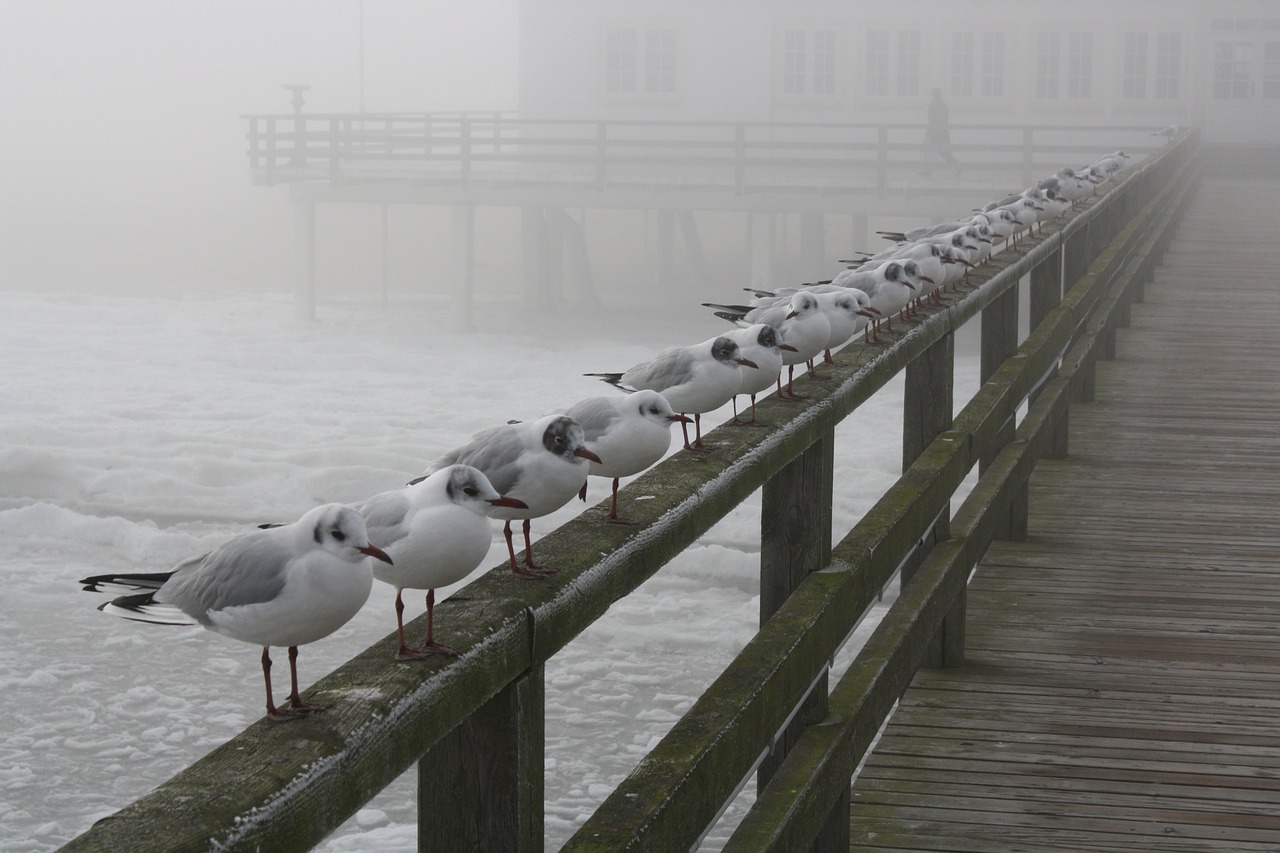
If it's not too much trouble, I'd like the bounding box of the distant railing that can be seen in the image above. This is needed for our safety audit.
[63,133,1200,852]
[242,112,1167,197]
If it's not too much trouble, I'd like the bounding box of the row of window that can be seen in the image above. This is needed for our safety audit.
[602,26,1280,104]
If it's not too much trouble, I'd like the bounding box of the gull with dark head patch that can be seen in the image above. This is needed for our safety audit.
[416,414,600,578]
[358,465,527,658]
[80,503,392,721]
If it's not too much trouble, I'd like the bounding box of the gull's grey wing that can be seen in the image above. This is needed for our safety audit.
[355,489,413,550]
[155,533,292,624]
[423,423,515,476]
[446,426,528,494]
[564,397,622,443]
[622,347,696,392]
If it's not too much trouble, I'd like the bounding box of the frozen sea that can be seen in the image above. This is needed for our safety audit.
[0,285,983,851]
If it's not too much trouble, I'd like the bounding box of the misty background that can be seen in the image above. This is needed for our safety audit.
[0,1,518,294]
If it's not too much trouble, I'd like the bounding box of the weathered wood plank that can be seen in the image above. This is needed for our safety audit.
[849,167,1280,851]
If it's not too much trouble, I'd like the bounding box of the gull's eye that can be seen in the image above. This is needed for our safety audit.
[649,406,661,415]
[331,529,347,543]
[463,486,479,497]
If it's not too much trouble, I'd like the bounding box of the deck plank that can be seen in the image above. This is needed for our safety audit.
[849,174,1280,850]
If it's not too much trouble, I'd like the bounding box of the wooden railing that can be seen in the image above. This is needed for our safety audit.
[242,112,1166,196]
[62,131,1200,852]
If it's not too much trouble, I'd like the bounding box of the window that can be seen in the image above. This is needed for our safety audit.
[781,27,838,97]
[1035,31,1094,99]
[1155,32,1181,99]
[981,32,1006,97]
[605,27,679,96]
[1035,32,1061,98]
[866,28,920,97]
[1067,31,1093,98]
[1122,31,1181,100]
[1214,41,1252,99]
[1266,41,1280,99]
[953,31,1006,98]
[951,32,974,97]
[1123,32,1148,99]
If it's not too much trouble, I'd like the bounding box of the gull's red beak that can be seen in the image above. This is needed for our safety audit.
[779,343,799,352]
[575,447,603,464]
[359,543,394,565]
[489,496,529,510]
[668,413,694,424]
[736,357,760,369]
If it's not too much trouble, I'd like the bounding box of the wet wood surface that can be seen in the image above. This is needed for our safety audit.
[849,173,1280,851]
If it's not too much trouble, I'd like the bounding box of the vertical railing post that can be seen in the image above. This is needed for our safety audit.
[980,281,1024,539]
[1030,249,1068,459]
[759,435,841,853]
[417,666,545,852]
[595,121,607,192]
[266,117,278,184]
[901,332,960,667]
[1022,126,1034,188]
[876,126,888,198]
[734,124,747,194]
[459,114,472,187]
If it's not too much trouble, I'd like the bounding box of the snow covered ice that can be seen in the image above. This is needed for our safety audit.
[0,285,979,851]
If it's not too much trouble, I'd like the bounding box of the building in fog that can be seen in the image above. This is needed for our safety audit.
[518,0,1280,144]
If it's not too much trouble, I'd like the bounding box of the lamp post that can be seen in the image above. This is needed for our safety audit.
[282,83,310,167]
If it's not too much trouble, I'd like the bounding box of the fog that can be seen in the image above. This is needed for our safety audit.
[0,1,518,293]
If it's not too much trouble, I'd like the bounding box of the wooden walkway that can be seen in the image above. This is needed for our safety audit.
[848,173,1280,851]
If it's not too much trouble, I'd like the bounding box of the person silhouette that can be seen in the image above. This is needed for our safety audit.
[924,88,960,175]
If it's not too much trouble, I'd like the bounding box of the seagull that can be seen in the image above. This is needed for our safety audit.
[585,335,758,451]
[1152,125,1179,144]
[416,414,601,579]
[704,292,829,399]
[831,261,918,343]
[80,503,392,721]
[357,465,527,658]
[564,389,690,523]
[722,323,797,424]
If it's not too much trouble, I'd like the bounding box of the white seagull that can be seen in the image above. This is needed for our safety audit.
[564,390,690,523]
[358,465,527,658]
[704,292,829,400]
[416,414,601,579]
[722,324,797,424]
[80,503,392,721]
[585,335,759,452]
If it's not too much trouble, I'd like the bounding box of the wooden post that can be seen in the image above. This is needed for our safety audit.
[759,436,843,853]
[380,204,390,309]
[293,201,316,321]
[748,212,775,291]
[901,332,961,667]
[734,124,747,194]
[875,126,888,198]
[1029,247,1062,334]
[418,666,545,852]
[595,122,607,192]
[677,210,710,295]
[980,282,1025,539]
[800,212,826,286]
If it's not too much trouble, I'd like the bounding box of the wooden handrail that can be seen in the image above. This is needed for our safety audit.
[242,114,1167,193]
[62,132,1199,852]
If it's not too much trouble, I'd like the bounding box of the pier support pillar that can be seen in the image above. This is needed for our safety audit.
[452,203,476,331]
[293,201,316,321]
[748,212,775,290]
[800,212,826,285]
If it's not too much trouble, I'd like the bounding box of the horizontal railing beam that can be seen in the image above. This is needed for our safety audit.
[721,142,1201,853]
